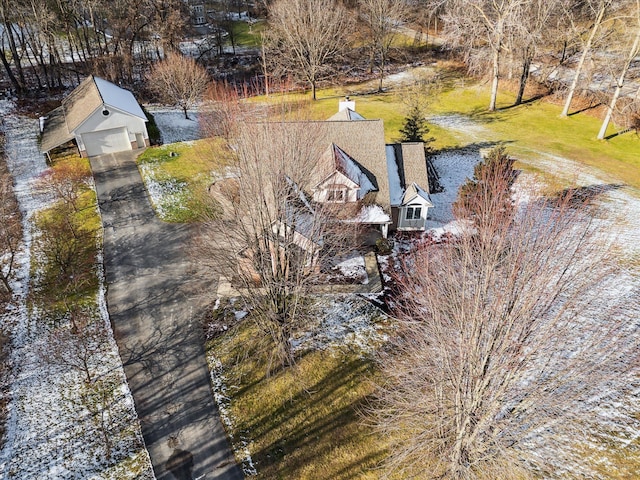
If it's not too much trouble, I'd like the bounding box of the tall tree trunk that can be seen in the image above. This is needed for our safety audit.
[260,33,269,96]
[0,48,23,93]
[489,20,504,112]
[489,46,500,111]
[378,51,386,92]
[4,22,27,89]
[597,26,640,139]
[515,51,532,105]
[561,4,606,117]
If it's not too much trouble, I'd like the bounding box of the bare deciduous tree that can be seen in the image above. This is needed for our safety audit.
[145,0,189,54]
[508,0,561,105]
[42,312,108,384]
[358,0,407,92]
[265,0,349,100]
[148,53,210,119]
[597,0,640,139]
[560,0,613,117]
[32,201,95,301]
[440,0,528,111]
[36,160,91,212]
[196,89,358,371]
[42,312,121,459]
[371,154,640,478]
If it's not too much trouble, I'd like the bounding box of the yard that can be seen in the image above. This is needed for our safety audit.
[142,88,640,476]
[0,60,633,478]
[171,70,638,478]
[0,102,152,479]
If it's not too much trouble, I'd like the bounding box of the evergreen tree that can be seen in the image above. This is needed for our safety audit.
[399,104,441,191]
[399,105,434,150]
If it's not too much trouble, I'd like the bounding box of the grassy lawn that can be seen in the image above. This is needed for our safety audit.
[430,85,640,187]
[233,20,265,48]
[31,155,100,315]
[136,139,229,222]
[208,302,391,480]
[297,72,640,190]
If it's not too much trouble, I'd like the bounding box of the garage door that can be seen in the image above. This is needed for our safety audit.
[82,127,131,157]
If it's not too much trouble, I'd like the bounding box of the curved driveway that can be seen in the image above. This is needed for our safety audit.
[90,151,243,480]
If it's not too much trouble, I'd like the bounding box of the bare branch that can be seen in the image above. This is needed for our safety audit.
[371,151,640,478]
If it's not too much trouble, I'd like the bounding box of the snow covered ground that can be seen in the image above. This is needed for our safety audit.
[0,101,153,479]
[145,106,201,144]
[424,113,640,473]
[424,148,482,238]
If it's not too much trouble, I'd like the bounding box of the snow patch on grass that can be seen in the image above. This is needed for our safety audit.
[209,358,257,477]
[145,106,201,144]
[329,254,367,284]
[138,160,190,220]
[292,295,388,354]
[429,114,493,142]
[0,103,152,479]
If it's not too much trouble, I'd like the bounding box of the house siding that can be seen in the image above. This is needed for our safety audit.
[75,108,148,155]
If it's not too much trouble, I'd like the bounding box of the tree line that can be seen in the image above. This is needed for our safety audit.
[2,0,639,136]
[0,0,190,92]
[265,0,640,128]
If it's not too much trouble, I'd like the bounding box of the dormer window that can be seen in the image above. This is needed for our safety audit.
[326,187,346,203]
[405,206,422,220]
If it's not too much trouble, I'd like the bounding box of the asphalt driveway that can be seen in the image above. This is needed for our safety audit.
[90,151,243,480]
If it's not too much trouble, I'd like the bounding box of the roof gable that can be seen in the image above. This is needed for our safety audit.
[316,169,360,190]
[319,120,388,206]
[61,75,146,133]
[332,144,377,197]
[402,183,433,207]
[62,76,103,131]
[252,119,390,208]
[94,77,147,120]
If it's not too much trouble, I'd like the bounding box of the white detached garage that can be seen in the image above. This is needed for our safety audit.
[40,75,149,158]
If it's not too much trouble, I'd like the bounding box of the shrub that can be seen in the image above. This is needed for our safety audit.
[375,237,394,255]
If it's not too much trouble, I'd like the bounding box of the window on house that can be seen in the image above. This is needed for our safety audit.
[326,188,346,203]
[405,206,422,220]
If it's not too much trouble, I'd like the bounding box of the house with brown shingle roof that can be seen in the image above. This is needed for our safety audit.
[223,98,432,240]
[40,75,149,159]
[318,98,433,235]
